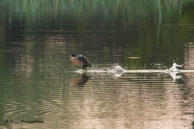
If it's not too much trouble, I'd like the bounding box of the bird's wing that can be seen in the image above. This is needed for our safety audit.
[176,64,183,68]
[77,56,86,64]
[78,55,91,67]
[78,55,85,61]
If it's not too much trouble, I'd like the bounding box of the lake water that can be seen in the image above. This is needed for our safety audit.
[1,1,194,129]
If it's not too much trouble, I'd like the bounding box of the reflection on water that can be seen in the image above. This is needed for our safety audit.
[1,39,194,129]
[71,74,90,87]
[1,1,194,129]
[169,72,184,83]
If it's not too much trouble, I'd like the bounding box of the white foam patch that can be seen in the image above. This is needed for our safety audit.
[74,65,194,79]
[75,69,108,74]
[178,70,194,73]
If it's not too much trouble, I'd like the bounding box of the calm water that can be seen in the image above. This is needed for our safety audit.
[1,1,194,129]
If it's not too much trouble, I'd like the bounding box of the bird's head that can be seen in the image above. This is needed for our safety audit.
[71,54,76,57]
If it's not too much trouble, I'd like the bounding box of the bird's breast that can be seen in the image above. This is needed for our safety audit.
[70,57,83,66]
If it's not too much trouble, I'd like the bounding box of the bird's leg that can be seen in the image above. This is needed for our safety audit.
[83,66,87,73]
[83,72,87,77]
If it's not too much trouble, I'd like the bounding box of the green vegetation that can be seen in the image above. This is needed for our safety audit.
[0,0,192,27]
[0,0,194,68]
[1,1,194,127]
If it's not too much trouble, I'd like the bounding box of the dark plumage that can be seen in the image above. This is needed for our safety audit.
[70,54,92,69]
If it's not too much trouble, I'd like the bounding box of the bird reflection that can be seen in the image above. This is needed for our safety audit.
[169,71,184,83]
[71,74,90,87]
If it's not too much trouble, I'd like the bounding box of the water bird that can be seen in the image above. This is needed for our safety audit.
[169,60,184,72]
[70,54,92,70]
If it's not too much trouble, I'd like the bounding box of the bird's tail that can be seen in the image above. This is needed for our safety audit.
[85,59,92,68]
[88,63,92,68]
